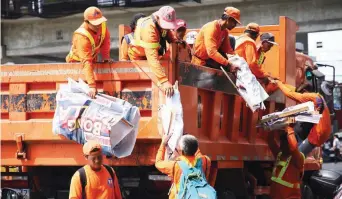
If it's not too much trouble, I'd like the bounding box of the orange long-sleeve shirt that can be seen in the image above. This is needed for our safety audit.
[192,20,234,67]
[66,22,111,87]
[155,144,211,199]
[69,165,122,199]
[235,34,268,78]
[277,81,332,146]
[128,16,177,84]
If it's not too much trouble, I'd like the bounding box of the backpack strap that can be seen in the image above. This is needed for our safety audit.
[103,164,115,188]
[78,167,87,199]
[178,160,191,176]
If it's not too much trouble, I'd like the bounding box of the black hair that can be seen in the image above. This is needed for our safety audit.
[221,14,230,20]
[180,135,199,156]
[130,13,146,31]
[90,148,100,153]
[177,26,186,32]
[244,29,259,40]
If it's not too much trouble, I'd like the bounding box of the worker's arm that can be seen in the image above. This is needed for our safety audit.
[286,126,305,169]
[166,30,178,43]
[74,35,96,87]
[69,172,82,199]
[204,155,211,180]
[112,169,122,199]
[267,132,280,158]
[100,27,111,61]
[155,143,177,177]
[120,38,129,61]
[277,81,315,103]
[204,27,230,66]
[220,33,235,55]
[143,27,168,83]
[245,43,268,79]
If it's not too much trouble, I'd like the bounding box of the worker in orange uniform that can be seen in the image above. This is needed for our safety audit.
[120,13,146,61]
[268,129,305,199]
[155,134,211,199]
[235,28,278,93]
[275,80,331,156]
[69,140,122,199]
[128,6,181,97]
[174,19,192,62]
[66,6,112,98]
[191,7,241,71]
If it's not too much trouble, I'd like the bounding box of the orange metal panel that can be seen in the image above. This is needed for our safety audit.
[9,83,27,121]
[179,85,199,138]
[0,118,155,141]
[209,92,223,141]
[219,94,230,141]
[1,141,272,166]
[229,96,242,142]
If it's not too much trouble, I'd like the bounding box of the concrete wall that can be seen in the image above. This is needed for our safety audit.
[1,0,342,63]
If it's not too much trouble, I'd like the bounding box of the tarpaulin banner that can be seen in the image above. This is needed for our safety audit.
[52,78,140,158]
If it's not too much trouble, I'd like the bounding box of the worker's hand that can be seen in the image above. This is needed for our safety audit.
[88,87,97,99]
[161,133,171,146]
[161,81,175,98]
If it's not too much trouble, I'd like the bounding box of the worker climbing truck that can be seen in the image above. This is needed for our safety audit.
[1,17,341,199]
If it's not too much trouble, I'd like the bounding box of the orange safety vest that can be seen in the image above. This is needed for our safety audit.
[67,22,107,61]
[271,152,304,189]
[130,16,165,49]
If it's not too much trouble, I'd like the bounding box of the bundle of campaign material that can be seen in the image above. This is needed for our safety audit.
[258,101,322,131]
[159,81,184,160]
[52,78,140,158]
[229,55,269,112]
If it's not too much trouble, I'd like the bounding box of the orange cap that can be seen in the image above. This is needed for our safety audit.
[245,22,260,33]
[224,7,241,24]
[84,6,107,26]
[83,140,102,155]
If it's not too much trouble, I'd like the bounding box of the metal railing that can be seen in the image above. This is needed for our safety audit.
[1,0,196,19]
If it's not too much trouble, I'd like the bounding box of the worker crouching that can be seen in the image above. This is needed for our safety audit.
[235,24,279,94]
[191,7,241,72]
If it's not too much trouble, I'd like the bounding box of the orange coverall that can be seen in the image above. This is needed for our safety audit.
[69,165,122,199]
[191,20,234,67]
[128,16,177,84]
[235,34,268,78]
[66,22,110,87]
[268,130,304,199]
[277,81,332,146]
[155,144,211,199]
[235,34,278,93]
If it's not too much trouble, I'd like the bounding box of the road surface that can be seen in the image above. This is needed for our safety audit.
[323,162,342,171]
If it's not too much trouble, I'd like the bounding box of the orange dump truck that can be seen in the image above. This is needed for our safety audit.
[0,17,333,199]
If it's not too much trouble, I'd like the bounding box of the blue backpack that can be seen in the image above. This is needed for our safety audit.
[177,158,217,199]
